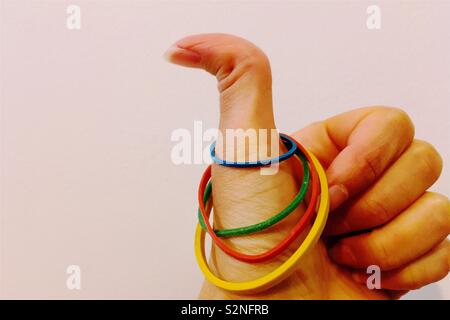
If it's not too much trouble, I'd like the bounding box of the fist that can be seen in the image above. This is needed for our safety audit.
[165,34,450,299]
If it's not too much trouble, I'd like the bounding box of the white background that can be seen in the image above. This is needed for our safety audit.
[1,0,449,299]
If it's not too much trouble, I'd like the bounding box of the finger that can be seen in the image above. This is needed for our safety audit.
[293,106,415,210]
[351,240,450,290]
[165,33,275,130]
[165,33,290,222]
[329,192,450,270]
[326,140,443,235]
[166,34,304,284]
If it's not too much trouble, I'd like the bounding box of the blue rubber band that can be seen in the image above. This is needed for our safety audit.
[210,133,297,167]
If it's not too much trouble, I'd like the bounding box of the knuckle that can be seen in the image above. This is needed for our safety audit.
[375,107,415,145]
[355,107,415,183]
[368,233,398,270]
[357,151,380,182]
[411,140,443,181]
[217,49,271,92]
[426,193,450,235]
[436,261,450,284]
[384,107,415,136]
[239,51,271,75]
[361,196,392,226]
[432,241,450,281]
[404,241,450,289]
[216,53,236,71]
[402,268,423,289]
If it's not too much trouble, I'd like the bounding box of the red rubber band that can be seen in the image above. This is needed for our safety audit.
[198,135,320,263]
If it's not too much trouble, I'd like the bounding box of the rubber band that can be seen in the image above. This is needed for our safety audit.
[194,148,329,293]
[210,133,297,167]
[197,135,320,263]
[198,151,310,237]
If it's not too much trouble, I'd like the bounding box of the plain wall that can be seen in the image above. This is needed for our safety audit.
[0,0,449,299]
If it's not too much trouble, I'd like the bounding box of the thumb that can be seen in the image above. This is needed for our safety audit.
[165,34,306,288]
[165,33,276,131]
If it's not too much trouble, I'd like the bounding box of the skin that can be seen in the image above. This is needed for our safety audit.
[165,33,450,299]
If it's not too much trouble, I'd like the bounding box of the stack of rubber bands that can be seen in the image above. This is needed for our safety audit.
[194,133,330,294]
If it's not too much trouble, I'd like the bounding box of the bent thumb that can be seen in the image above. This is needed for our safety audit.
[165,33,276,131]
[165,34,304,287]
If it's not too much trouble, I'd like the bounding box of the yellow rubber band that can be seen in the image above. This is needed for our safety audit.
[194,149,329,294]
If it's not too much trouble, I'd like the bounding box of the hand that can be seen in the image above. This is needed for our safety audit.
[165,34,450,299]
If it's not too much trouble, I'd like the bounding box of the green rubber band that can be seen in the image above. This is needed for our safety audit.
[198,152,310,237]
